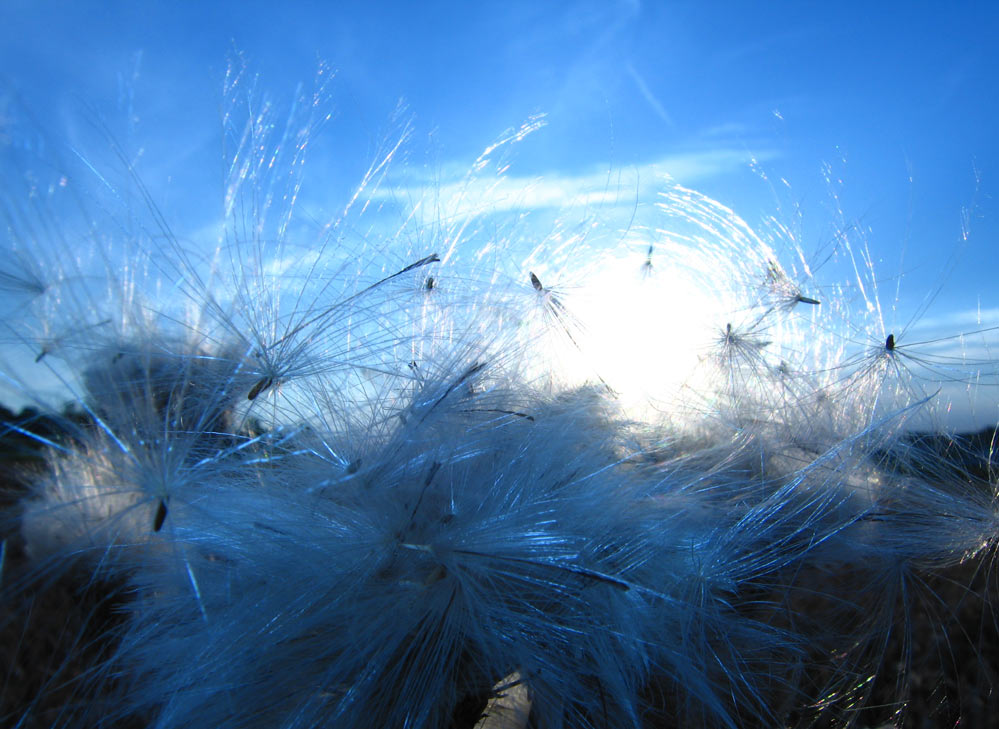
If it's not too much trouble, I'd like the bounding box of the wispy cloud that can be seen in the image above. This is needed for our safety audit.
[910,307,999,333]
[368,147,779,220]
[626,63,675,128]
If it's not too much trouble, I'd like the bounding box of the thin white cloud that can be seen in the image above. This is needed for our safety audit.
[626,63,675,128]
[368,148,779,220]
[909,307,999,333]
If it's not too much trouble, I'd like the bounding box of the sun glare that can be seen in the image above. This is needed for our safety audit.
[570,246,732,416]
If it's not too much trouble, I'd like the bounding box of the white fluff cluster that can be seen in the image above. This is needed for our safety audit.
[2,64,998,728]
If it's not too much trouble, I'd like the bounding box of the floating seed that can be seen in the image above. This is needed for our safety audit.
[153,499,168,532]
[248,376,273,401]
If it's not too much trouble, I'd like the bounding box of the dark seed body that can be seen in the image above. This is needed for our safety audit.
[248,376,273,401]
[153,499,168,532]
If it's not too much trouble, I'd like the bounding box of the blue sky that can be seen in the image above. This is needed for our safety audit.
[2,1,998,424]
[3,1,994,300]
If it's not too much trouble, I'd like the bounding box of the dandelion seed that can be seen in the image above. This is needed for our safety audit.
[247,376,273,401]
[422,361,487,420]
[153,498,168,532]
[761,258,820,312]
[641,244,654,278]
[885,333,896,352]
[721,322,770,350]
[463,408,535,421]
[33,317,114,364]
[528,270,586,352]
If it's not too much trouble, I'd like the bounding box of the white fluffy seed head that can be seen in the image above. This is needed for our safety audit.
[3,59,998,729]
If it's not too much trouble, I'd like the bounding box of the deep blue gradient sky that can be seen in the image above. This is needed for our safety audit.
[4,1,996,307]
[2,1,998,422]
